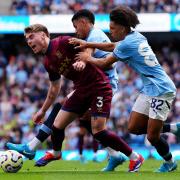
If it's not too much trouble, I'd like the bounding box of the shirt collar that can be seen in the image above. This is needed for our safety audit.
[45,40,52,55]
[85,27,94,41]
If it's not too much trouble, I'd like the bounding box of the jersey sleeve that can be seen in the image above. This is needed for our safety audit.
[48,72,61,81]
[87,35,109,43]
[44,65,61,81]
[62,36,80,56]
[87,29,110,43]
[113,40,131,60]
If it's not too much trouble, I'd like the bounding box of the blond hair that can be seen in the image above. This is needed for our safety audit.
[24,24,50,37]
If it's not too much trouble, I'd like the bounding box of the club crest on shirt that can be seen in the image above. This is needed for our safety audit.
[56,50,62,59]
[58,57,71,75]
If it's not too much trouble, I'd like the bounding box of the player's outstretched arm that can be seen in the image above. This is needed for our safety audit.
[85,42,116,52]
[69,38,116,52]
[75,52,117,69]
[69,38,87,49]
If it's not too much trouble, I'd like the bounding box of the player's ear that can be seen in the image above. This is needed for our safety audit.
[41,32,47,40]
[42,32,46,37]
[79,18,86,25]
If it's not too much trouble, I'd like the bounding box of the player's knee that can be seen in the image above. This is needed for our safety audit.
[92,127,105,135]
[128,124,141,135]
[93,130,107,142]
[91,119,106,134]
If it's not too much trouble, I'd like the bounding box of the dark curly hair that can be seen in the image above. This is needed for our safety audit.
[110,6,140,28]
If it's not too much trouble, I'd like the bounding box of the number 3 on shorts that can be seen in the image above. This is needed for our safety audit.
[96,96,103,108]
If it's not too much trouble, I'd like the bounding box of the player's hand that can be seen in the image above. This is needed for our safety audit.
[73,61,86,71]
[69,38,87,49]
[75,51,91,62]
[32,109,46,124]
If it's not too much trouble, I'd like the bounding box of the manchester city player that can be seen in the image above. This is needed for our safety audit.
[72,6,178,172]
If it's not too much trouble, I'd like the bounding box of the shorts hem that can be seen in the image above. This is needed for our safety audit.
[91,113,109,118]
[61,107,83,115]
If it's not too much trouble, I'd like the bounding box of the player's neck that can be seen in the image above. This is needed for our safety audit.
[120,30,131,41]
[42,38,50,54]
[86,24,94,39]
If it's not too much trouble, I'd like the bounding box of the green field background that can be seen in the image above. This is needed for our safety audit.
[0,159,179,180]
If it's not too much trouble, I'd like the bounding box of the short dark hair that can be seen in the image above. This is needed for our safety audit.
[24,24,50,37]
[72,9,95,25]
[110,6,140,28]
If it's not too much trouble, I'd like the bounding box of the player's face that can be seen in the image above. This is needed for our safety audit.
[25,32,46,54]
[109,21,125,41]
[72,19,89,39]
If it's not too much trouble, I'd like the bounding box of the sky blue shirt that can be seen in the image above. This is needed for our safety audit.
[113,31,176,96]
[86,27,119,93]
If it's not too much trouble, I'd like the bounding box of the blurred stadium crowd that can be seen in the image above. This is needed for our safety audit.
[9,0,180,15]
[0,37,179,150]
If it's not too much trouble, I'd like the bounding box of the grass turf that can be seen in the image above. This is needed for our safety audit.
[0,159,179,180]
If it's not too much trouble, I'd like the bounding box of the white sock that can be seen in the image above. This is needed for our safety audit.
[129,151,139,160]
[170,124,177,133]
[27,137,41,151]
[106,147,122,157]
[49,150,61,157]
[93,152,97,158]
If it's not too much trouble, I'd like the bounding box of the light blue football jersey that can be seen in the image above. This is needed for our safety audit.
[86,28,119,93]
[113,31,176,96]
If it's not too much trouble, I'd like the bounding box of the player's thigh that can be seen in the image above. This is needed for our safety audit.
[63,88,90,115]
[129,93,150,131]
[79,120,91,134]
[54,109,78,129]
[128,111,149,132]
[81,109,91,121]
[91,117,107,134]
[79,126,87,135]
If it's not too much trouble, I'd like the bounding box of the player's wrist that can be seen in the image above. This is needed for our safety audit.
[86,56,93,63]
[86,42,92,48]
[40,108,46,115]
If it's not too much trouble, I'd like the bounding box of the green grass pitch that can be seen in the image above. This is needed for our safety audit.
[0,159,179,180]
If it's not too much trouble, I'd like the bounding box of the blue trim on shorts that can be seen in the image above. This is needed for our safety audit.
[91,113,109,118]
